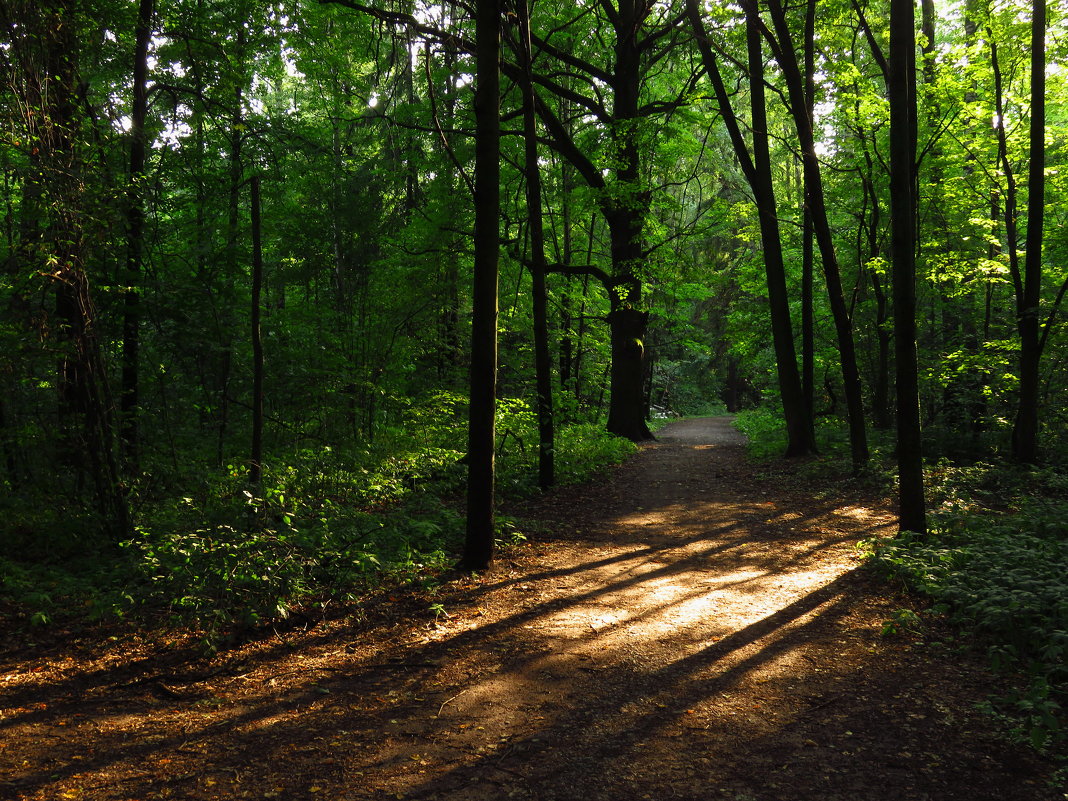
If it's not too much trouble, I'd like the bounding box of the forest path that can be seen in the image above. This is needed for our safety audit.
[1,418,1060,800]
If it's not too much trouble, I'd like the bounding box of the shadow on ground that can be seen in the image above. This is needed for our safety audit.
[0,418,1060,800]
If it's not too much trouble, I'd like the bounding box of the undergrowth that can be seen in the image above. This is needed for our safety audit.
[738,406,1068,756]
[0,393,635,644]
[866,480,1068,753]
[733,407,865,463]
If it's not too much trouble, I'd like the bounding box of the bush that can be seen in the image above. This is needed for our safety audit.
[867,484,1068,751]
[0,398,638,642]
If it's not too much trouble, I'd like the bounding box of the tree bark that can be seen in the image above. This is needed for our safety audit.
[606,306,652,440]
[460,0,501,571]
[120,0,154,473]
[518,0,555,489]
[889,0,926,534]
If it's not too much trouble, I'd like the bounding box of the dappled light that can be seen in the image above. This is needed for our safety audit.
[1,418,1058,800]
[2,0,1066,792]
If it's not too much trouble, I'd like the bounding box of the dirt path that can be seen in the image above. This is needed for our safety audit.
[1,418,1061,800]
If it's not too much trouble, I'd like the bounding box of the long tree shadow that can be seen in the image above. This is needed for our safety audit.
[0,492,875,798]
[1,427,1055,800]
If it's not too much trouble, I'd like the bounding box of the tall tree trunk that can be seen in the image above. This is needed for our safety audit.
[604,0,653,442]
[120,0,154,473]
[765,0,869,471]
[10,0,129,534]
[518,0,554,489]
[800,0,817,436]
[889,0,926,534]
[460,0,501,571]
[687,0,816,456]
[218,27,246,465]
[250,176,264,486]
[1011,0,1046,464]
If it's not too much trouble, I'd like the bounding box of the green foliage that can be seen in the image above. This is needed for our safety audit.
[116,494,464,637]
[880,608,922,637]
[733,407,859,463]
[0,393,635,642]
[866,465,1068,750]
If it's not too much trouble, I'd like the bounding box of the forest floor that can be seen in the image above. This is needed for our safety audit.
[1,417,1064,801]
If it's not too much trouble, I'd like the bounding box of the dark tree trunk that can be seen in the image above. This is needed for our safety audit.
[687,0,816,456]
[765,0,869,471]
[120,0,154,473]
[518,0,555,489]
[800,0,817,440]
[11,0,129,534]
[460,0,501,572]
[250,175,264,487]
[218,27,246,466]
[521,0,656,441]
[603,1,653,442]
[889,0,926,534]
[606,306,652,440]
[558,160,575,397]
[1011,0,1046,464]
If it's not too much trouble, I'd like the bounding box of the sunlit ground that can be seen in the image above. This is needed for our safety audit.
[0,419,1057,800]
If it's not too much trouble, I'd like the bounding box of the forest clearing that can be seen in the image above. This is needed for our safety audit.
[0,418,1063,800]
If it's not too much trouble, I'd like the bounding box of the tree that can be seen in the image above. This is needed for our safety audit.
[1009,0,1050,463]
[686,0,817,457]
[2,0,129,534]
[762,0,870,472]
[515,0,555,488]
[459,0,502,572]
[522,0,699,441]
[250,175,265,487]
[888,0,926,534]
[119,0,155,472]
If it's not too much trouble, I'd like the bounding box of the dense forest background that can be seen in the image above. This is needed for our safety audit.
[2,0,1067,753]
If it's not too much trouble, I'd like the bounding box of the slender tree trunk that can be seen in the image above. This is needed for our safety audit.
[518,0,554,489]
[800,0,817,436]
[801,215,816,424]
[687,0,816,456]
[559,159,575,395]
[460,0,501,572]
[889,0,926,534]
[742,3,814,455]
[438,45,463,382]
[1011,0,1046,464]
[250,176,264,487]
[120,0,154,472]
[765,0,869,471]
[219,27,246,465]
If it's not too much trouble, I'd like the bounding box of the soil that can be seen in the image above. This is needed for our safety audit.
[1,417,1063,800]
